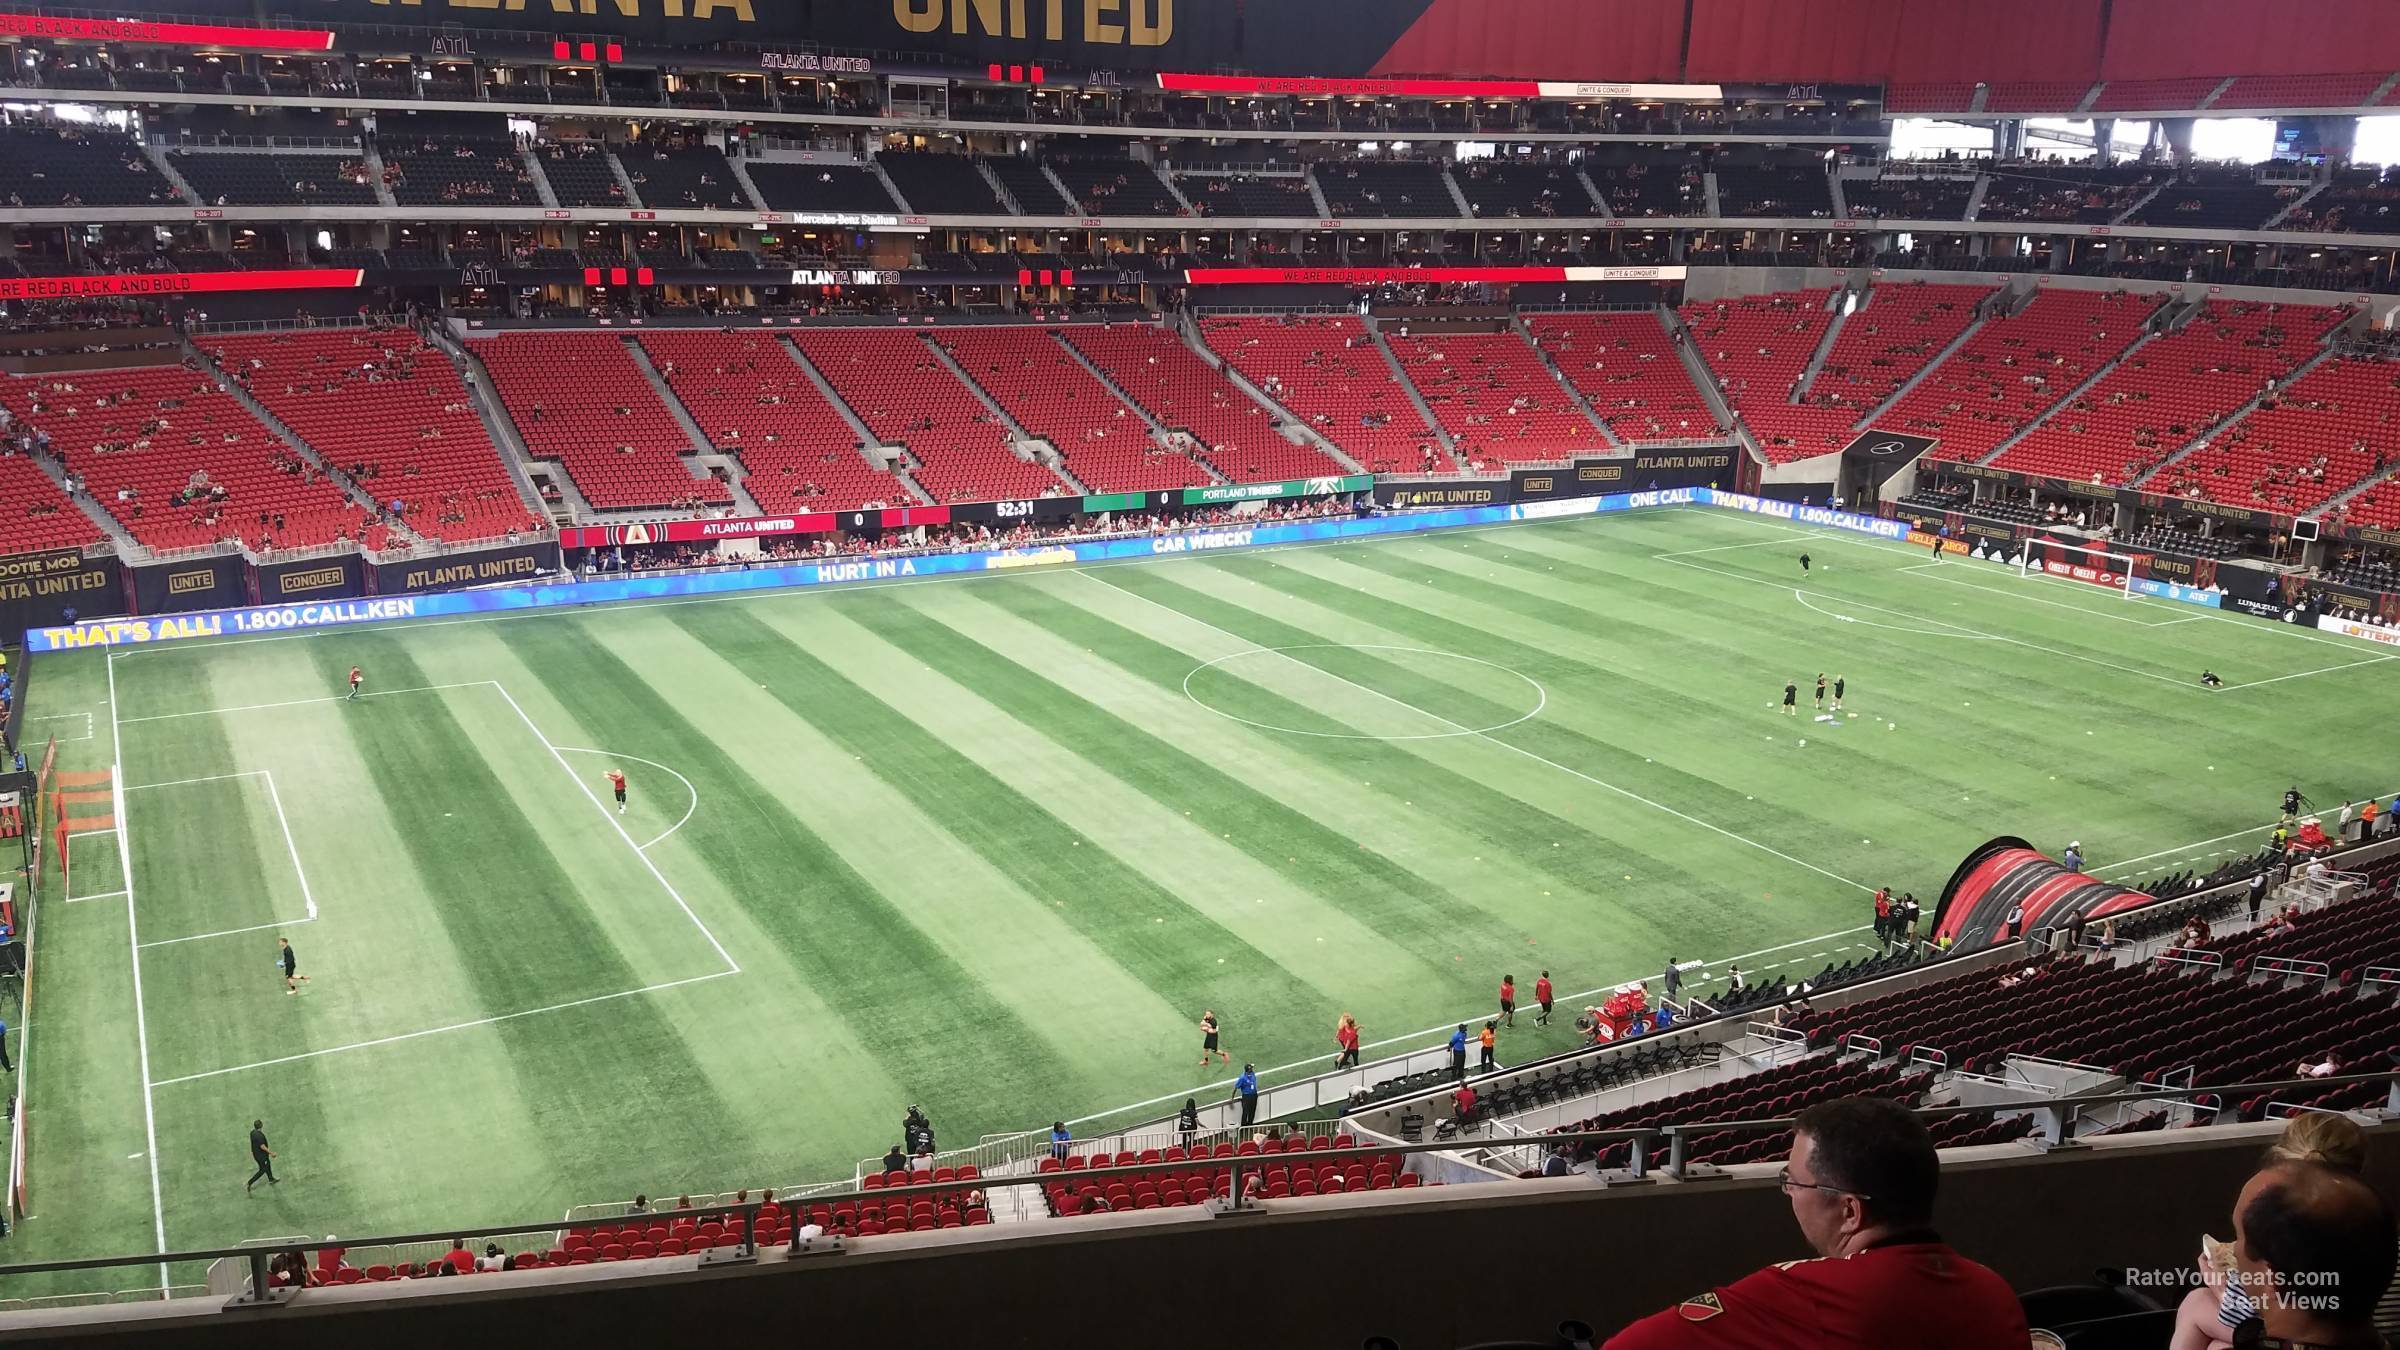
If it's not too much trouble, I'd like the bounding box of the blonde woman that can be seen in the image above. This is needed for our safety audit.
[2170,1110,2395,1350]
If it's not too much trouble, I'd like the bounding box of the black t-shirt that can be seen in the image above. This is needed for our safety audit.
[280,946,296,974]
[250,1128,270,1159]
[1834,679,1845,697]
[1783,684,1797,702]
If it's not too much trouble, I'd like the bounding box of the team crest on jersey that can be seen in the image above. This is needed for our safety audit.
[1676,1292,1724,1321]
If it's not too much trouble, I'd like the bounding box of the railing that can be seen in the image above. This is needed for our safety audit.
[2365,965,2400,990]
[2252,955,2333,981]
[2154,946,2225,971]
[159,134,363,152]
[10,1071,2392,1313]
[192,314,375,337]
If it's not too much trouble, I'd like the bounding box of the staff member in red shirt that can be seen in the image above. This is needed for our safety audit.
[1331,1013,1360,1070]
[1498,974,1517,1028]
[1605,1097,2028,1349]
[1534,971,1554,1026]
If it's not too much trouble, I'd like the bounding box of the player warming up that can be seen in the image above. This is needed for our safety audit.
[345,665,363,702]
[2199,669,2224,688]
[1781,680,1799,716]
[606,768,628,814]
[1832,674,1847,712]
[277,937,309,995]
[1198,1009,1229,1067]
[1813,673,1828,713]
[1798,552,1811,574]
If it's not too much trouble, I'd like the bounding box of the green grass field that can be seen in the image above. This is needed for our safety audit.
[12,503,2400,1288]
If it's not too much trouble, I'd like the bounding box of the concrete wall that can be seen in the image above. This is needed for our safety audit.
[16,1119,2395,1349]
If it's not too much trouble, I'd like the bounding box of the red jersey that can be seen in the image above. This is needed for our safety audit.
[1500,980,1515,1003]
[1336,1023,1359,1051]
[606,771,626,791]
[1534,977,1553,1004]
[348,667,361,684]
[1604,1239,2027,1350]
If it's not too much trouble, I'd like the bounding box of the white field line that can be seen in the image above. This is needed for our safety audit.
[108,652,171,1292]
[2086,792,2400,877]
[138,916,315,950]
[61,828,122,903]
[2219,654,2400,691]
[1076,568,1874,894]
[24,711,94,740]
[102,517,1581,660]
[488,683,738,975]
[1661,551,2202,692]
[1059,923,1878,1132]
[1893,560,2192,628]
[125,770,267,791]
[117,683,491,723]
[147,971,741,1087]
[554,748,700,852]
[1685,507,2366,653]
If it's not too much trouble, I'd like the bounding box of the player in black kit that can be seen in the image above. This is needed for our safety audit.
[1781,681,1799,716]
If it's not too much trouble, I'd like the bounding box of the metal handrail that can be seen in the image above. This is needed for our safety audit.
[10,1070,2390,1302]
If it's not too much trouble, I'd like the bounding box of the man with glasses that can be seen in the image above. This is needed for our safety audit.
[1605,1096,2027,1348]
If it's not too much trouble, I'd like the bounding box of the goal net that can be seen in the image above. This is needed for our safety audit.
[2017,536,2145,598]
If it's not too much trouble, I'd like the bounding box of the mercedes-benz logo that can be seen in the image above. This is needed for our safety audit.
[1868,439,1909,456]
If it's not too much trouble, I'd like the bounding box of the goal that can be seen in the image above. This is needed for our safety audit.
[2016,536,2143,598]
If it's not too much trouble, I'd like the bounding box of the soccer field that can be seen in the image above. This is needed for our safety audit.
[14,504,2400,1285]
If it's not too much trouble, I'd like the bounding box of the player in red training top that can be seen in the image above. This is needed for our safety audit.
[605,769,627,814]
[1605,1097,2027,1350]
[345,665,363,702]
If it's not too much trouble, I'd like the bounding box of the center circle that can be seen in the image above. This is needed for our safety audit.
[1181,644,1547,741]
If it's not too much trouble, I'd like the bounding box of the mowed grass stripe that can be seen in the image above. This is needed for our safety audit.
[1042,571,1726,947]
[495,619,1065,1155]
[946,582,1676,978]
[449,626,916,1170]
[849,588,1460,1003]
[714,599,1322,1049]
[1475,525,2294,848]
[647,606,1192,1096]
[282,640,755,1151]
[1240,545,1931,881]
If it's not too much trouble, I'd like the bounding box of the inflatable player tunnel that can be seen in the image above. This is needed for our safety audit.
[1932,837,2160,949]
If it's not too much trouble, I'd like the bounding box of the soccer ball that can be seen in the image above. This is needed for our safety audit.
[1798,739,1807,747]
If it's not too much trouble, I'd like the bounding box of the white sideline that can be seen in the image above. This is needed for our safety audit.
[138,916,314,950]
[106,652,171,1292]
[1057,922,1878,1134]
[1076,568,1874,894]
[147,971,740,1087]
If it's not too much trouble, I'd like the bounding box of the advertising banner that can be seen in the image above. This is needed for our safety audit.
[254,553,364,605]
[560,514,838,548]
[1181,474,1371,505]
[2125,491,2277,530]
[129,553,244,616]
[2317,616,2400,648]
[1704,491,1913,541]
[1183,265,1687,286]
[0,269,362,301]
[15,487,1889,650]
[0,12,334,49]
[0,549,121,635]
[376,540,560,596]
[2130,578,2226,609]
[1377,479,1511,508]
[1839,429,1938,490]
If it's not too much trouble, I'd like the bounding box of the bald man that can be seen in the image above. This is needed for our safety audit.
[2232,1160,2396,1349]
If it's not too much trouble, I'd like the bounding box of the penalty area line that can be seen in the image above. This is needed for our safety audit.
[147,970,740,1087]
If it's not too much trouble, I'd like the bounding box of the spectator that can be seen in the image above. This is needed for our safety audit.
[2062,841,2084,872]
[1543,1143,1573,1177]
[2298,1051,2339,1079]
[2233,1160,2395,1349]
[440,1238,475,1274]
[1177,1097,1200,1150]
[474,1242,506,1273]
[2172,1110,2399,1350]
[902,1104,935,1154]
[1604,1096,2027,1348]
[626,1194,650,1216]
[1049,1121,1072,1161]
[1453,1080,1478,1125]
[909,1149,934,1176]
[881,1143,907,1175]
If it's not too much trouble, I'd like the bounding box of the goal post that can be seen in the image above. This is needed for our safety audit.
[2016,536,2146,599]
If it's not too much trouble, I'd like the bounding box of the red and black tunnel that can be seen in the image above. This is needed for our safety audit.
[1932,837,2156,949]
